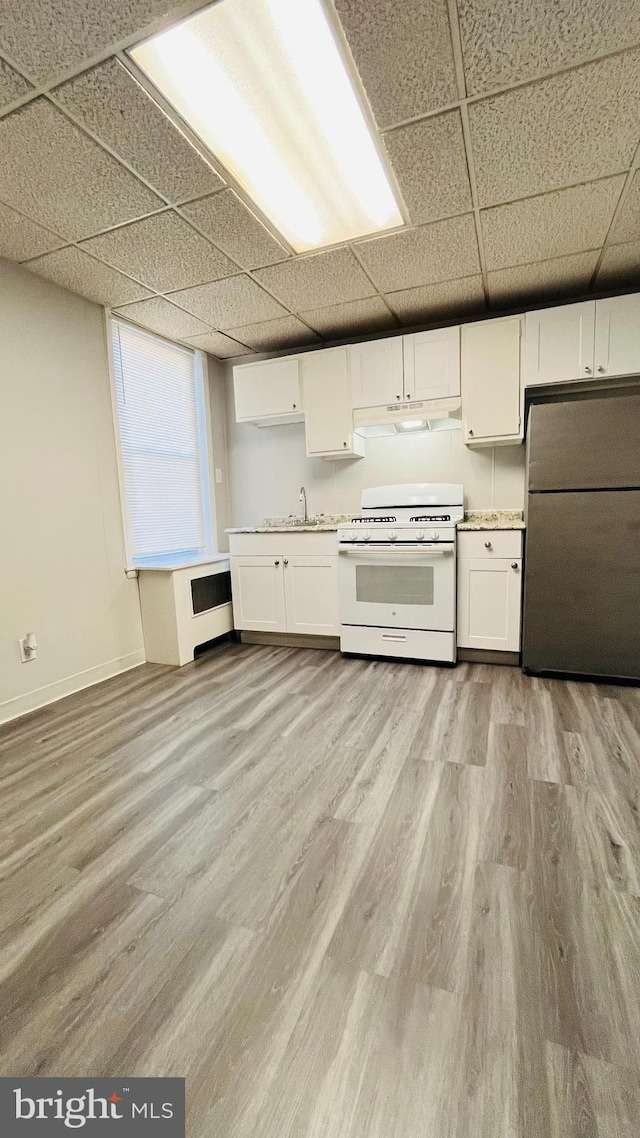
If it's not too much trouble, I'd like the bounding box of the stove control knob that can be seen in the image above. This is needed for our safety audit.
[349,530,358,542]
[415,529,425,541]
[388,529,398,541]
[430,530,440,541]
[362,530,371,541]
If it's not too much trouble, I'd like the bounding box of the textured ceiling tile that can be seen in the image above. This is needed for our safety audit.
[487,252,599,306]
[0,99,162,240]
[254,248,375,310]
[180,190,289,270]
[53,59,224,203]
[0,201,64,261]
[383,111,472,225]
[168,275,288,329]
[225,316,320,352]
[182,331,250,358]
[0,57,32,108]
[27,245,153,306]
[300,296,396,337]
[334,0,457,127]
[596,240,640,285]
[385,276,485,323]
[113,296,210,339]
[81,211,238,293]
[458,0,640,96]
[481,178,625,270]
[0,0,197,84]
[469,52,640,206]
[357,215,480,292]
[609,171,640,244]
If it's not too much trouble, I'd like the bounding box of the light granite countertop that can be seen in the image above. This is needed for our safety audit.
[226,513,349,534]
[457,510,525,531]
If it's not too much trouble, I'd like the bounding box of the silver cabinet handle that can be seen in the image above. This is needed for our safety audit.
[468,428,474,436]
[406,393,411,399]
[274,559,280,566]
[343,440,347,447]
[484,540,492,549]
[511,562,519,570]
[382,633,407,642]
[584,366,591,374]
[292,403,297,409]
[597,365,605,373]
[396,393,401,400]
[283,559,289,566]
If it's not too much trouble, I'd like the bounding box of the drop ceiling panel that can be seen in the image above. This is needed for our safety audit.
[180,190,289,270]
[114,295,211,339]
[333,0,458,127]
[254,247,376,310]
[0,201,64,260]
[27,245,153,306]
[487,251,599,306]
[53,59,224,203]
[0,57,31,108]
[469,51,640,206]
[609,171,640,244]
[481,178,625,270]
[357,215,480,292]
[169,275,288,328]
[458,0,640,96]
[596,241,640,285]
[0,99,162,239]
[383,111,472,225]
[300,296,396,337]
[385,275,485,322]
[81,211,239,292]
[0,0,198,84]
[182,331,249,358]
[225,316,320,352]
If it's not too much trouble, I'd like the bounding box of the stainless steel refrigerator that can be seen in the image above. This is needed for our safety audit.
[523,388,640,681]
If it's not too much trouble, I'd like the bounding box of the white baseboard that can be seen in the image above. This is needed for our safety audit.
[0,649,146,726]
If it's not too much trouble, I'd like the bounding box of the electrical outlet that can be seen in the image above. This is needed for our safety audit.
[215,467,223,484]
[19,636,37,662]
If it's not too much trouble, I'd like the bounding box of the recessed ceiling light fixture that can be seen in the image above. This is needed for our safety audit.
[130,0,404,252]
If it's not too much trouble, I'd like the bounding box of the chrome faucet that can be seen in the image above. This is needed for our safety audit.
[299,485,308,523]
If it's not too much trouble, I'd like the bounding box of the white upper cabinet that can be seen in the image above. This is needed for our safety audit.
[593,294,640,378]
[302,347,364,459]
[524,301,596,386]
[349,336,404,409]
[403,327,460,402]
[461,315,522,445]
[234,356,303,425]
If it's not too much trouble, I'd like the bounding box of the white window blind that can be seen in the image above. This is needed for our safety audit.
[111,319,211,563]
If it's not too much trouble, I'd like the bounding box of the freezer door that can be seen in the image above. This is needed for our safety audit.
[523,490,640,679]
[527,390,640,491]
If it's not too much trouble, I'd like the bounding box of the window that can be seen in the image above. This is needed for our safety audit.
[110,318,212,566]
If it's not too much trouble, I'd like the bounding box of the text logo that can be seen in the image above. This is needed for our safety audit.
[0,1079,185,1136]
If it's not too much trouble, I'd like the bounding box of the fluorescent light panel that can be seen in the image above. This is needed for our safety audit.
[130,0,403,252]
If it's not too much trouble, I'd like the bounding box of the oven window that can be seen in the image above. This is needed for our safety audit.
[355,564,434,606]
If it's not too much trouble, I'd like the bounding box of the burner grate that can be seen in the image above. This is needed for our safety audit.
[351,515,397,523]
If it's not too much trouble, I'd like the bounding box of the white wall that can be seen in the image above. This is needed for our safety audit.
[224,373,525,527]
[0,259,145,723]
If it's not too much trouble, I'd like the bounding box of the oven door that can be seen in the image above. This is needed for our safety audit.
[338,543,455,632]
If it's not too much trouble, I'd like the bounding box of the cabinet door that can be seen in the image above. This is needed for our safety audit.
[349,336,404,409]
[230,556,286,631]
[283,555,339,636]
[461,315,522,443]
[234,357,301,422]
[524,301,595,386]
[594,294,640,379]
[403,327,460,401]
[457,558,522,651]
[303,347,358,457]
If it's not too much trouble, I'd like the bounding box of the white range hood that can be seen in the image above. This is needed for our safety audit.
[353,396,462,437]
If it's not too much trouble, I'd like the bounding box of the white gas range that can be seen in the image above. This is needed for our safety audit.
[338,483,464,663]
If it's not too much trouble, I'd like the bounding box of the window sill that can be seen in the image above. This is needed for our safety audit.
[129,551,229,572]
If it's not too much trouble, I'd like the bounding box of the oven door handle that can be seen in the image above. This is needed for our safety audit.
[339,545,454,554]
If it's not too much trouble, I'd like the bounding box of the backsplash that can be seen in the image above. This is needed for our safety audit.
[225,392,526,529]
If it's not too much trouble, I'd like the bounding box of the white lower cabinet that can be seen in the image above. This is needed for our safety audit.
[457,531,523,652]
[229,533,339,636]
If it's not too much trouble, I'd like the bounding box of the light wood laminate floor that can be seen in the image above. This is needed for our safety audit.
[1,643,640,1137]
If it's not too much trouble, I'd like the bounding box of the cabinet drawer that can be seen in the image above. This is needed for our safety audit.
[229,532,338,556]
[458,530,523,558]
